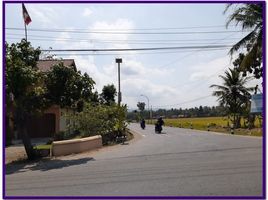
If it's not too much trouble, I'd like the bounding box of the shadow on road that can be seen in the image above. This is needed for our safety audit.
[5,157,95,175]
[155,132,166,134]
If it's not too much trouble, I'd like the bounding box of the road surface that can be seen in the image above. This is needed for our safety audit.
[5,123,263,197]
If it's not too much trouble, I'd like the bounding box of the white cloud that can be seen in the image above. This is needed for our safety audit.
[28,5,59,27]
[121,78,180,109]
[83,8,93,17]
[55,32,72,45]
[189,56,231,83]
[88,18,134,45]
[71,55,114,91]
[121,60,146,76]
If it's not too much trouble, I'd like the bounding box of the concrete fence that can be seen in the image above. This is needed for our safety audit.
[52,135,102,156]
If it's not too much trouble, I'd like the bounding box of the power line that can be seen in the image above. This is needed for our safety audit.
[6,24,237,32]
[157,33,236,69]
[6,27,248,35]
[5,24,238,32]
[6,33,243,42]
[42,48,227,57]
[154,95,212,108]
[40,45,232,52]
[6,36,238,46]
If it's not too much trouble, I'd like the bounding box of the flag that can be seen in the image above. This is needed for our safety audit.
[22,4,31,25]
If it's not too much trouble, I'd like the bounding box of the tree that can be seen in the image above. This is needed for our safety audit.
[6,39,97,160]
[44,63,95,110]
[198,106,204,117]
[100,84,117,105]
[225,3,263,78]
[136,102,146,119]
[137,102,145,112]
[210,68,254,128]
[6,39,44,160]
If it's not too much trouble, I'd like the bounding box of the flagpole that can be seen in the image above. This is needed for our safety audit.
[24,21,27,42]
[22,3,31,42]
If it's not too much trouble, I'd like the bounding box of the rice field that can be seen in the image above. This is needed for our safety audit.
[146,117,263,136]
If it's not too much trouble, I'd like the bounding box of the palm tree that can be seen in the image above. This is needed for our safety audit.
[225,3,263,78]
[210,68,254,128]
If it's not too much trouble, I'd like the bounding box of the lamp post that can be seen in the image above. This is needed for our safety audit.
[140,94,151,122]
[115,58,122,105]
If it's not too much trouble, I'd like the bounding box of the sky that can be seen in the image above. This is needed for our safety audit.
[4,2,262,110]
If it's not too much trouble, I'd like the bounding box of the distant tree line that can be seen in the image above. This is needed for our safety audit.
[127,105,227,121]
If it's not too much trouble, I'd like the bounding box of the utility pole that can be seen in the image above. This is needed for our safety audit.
[115,58,122,105]
[151,105,153,124]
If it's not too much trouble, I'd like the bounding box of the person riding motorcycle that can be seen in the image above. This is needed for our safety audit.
[140,118,146,129]
[155,117,164,133]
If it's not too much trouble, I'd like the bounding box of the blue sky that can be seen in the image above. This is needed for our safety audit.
[4,3,261,110]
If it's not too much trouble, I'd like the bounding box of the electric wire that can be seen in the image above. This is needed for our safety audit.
[5,32,244,42]
[49,48,228,56]
[6,24,237,31]
[39,45,232,52]
[154,95,213,109]
[158,33,236,69]
[6,27,249,35]
[6,36,238,46]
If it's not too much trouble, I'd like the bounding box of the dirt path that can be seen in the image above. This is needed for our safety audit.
[5,145,27,164]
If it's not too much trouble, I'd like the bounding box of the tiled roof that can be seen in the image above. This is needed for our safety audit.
[37,59,76,72]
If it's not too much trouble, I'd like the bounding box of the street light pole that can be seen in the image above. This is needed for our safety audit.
[115,58,122,105]
[140,94,151,122]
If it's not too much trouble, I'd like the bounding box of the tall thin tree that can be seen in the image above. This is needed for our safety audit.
[210,68,254,128]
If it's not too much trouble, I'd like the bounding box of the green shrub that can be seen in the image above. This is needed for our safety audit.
[67,103,127,144]
[53,131,66,141]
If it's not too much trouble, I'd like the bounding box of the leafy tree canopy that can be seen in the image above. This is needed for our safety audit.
[6,39,46,115]
[210,68,254,127]
[44,63,95,108]
[100,84,117,105]
[225,3,263,78]
[137,102,146,112]
[6,39,44,160]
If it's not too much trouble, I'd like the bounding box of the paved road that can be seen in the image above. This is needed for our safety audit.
[6,123,263,197]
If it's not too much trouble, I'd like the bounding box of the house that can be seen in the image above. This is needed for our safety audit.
[24,59,77,138]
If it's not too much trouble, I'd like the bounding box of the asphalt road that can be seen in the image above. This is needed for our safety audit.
[5,123,263,197]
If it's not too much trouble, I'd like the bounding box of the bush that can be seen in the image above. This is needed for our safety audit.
[53,131,66,141]
[67,103,128,144]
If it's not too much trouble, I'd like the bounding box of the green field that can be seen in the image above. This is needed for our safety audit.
[147,117,262,136]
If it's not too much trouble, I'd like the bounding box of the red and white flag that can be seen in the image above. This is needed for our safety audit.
[22,4,31,25]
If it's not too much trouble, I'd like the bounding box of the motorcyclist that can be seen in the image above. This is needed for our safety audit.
[140,118,146,129]
[158,117,164,126]
[155,117,164,133]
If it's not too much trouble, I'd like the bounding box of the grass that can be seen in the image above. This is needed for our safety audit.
[34,144,52,150]
[146,117,262,137]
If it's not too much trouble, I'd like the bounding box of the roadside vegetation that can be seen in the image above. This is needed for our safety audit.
[5,39,128,160]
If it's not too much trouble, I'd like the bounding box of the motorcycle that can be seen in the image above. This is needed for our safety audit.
[155,123,162,133]
[140,120,146,129]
